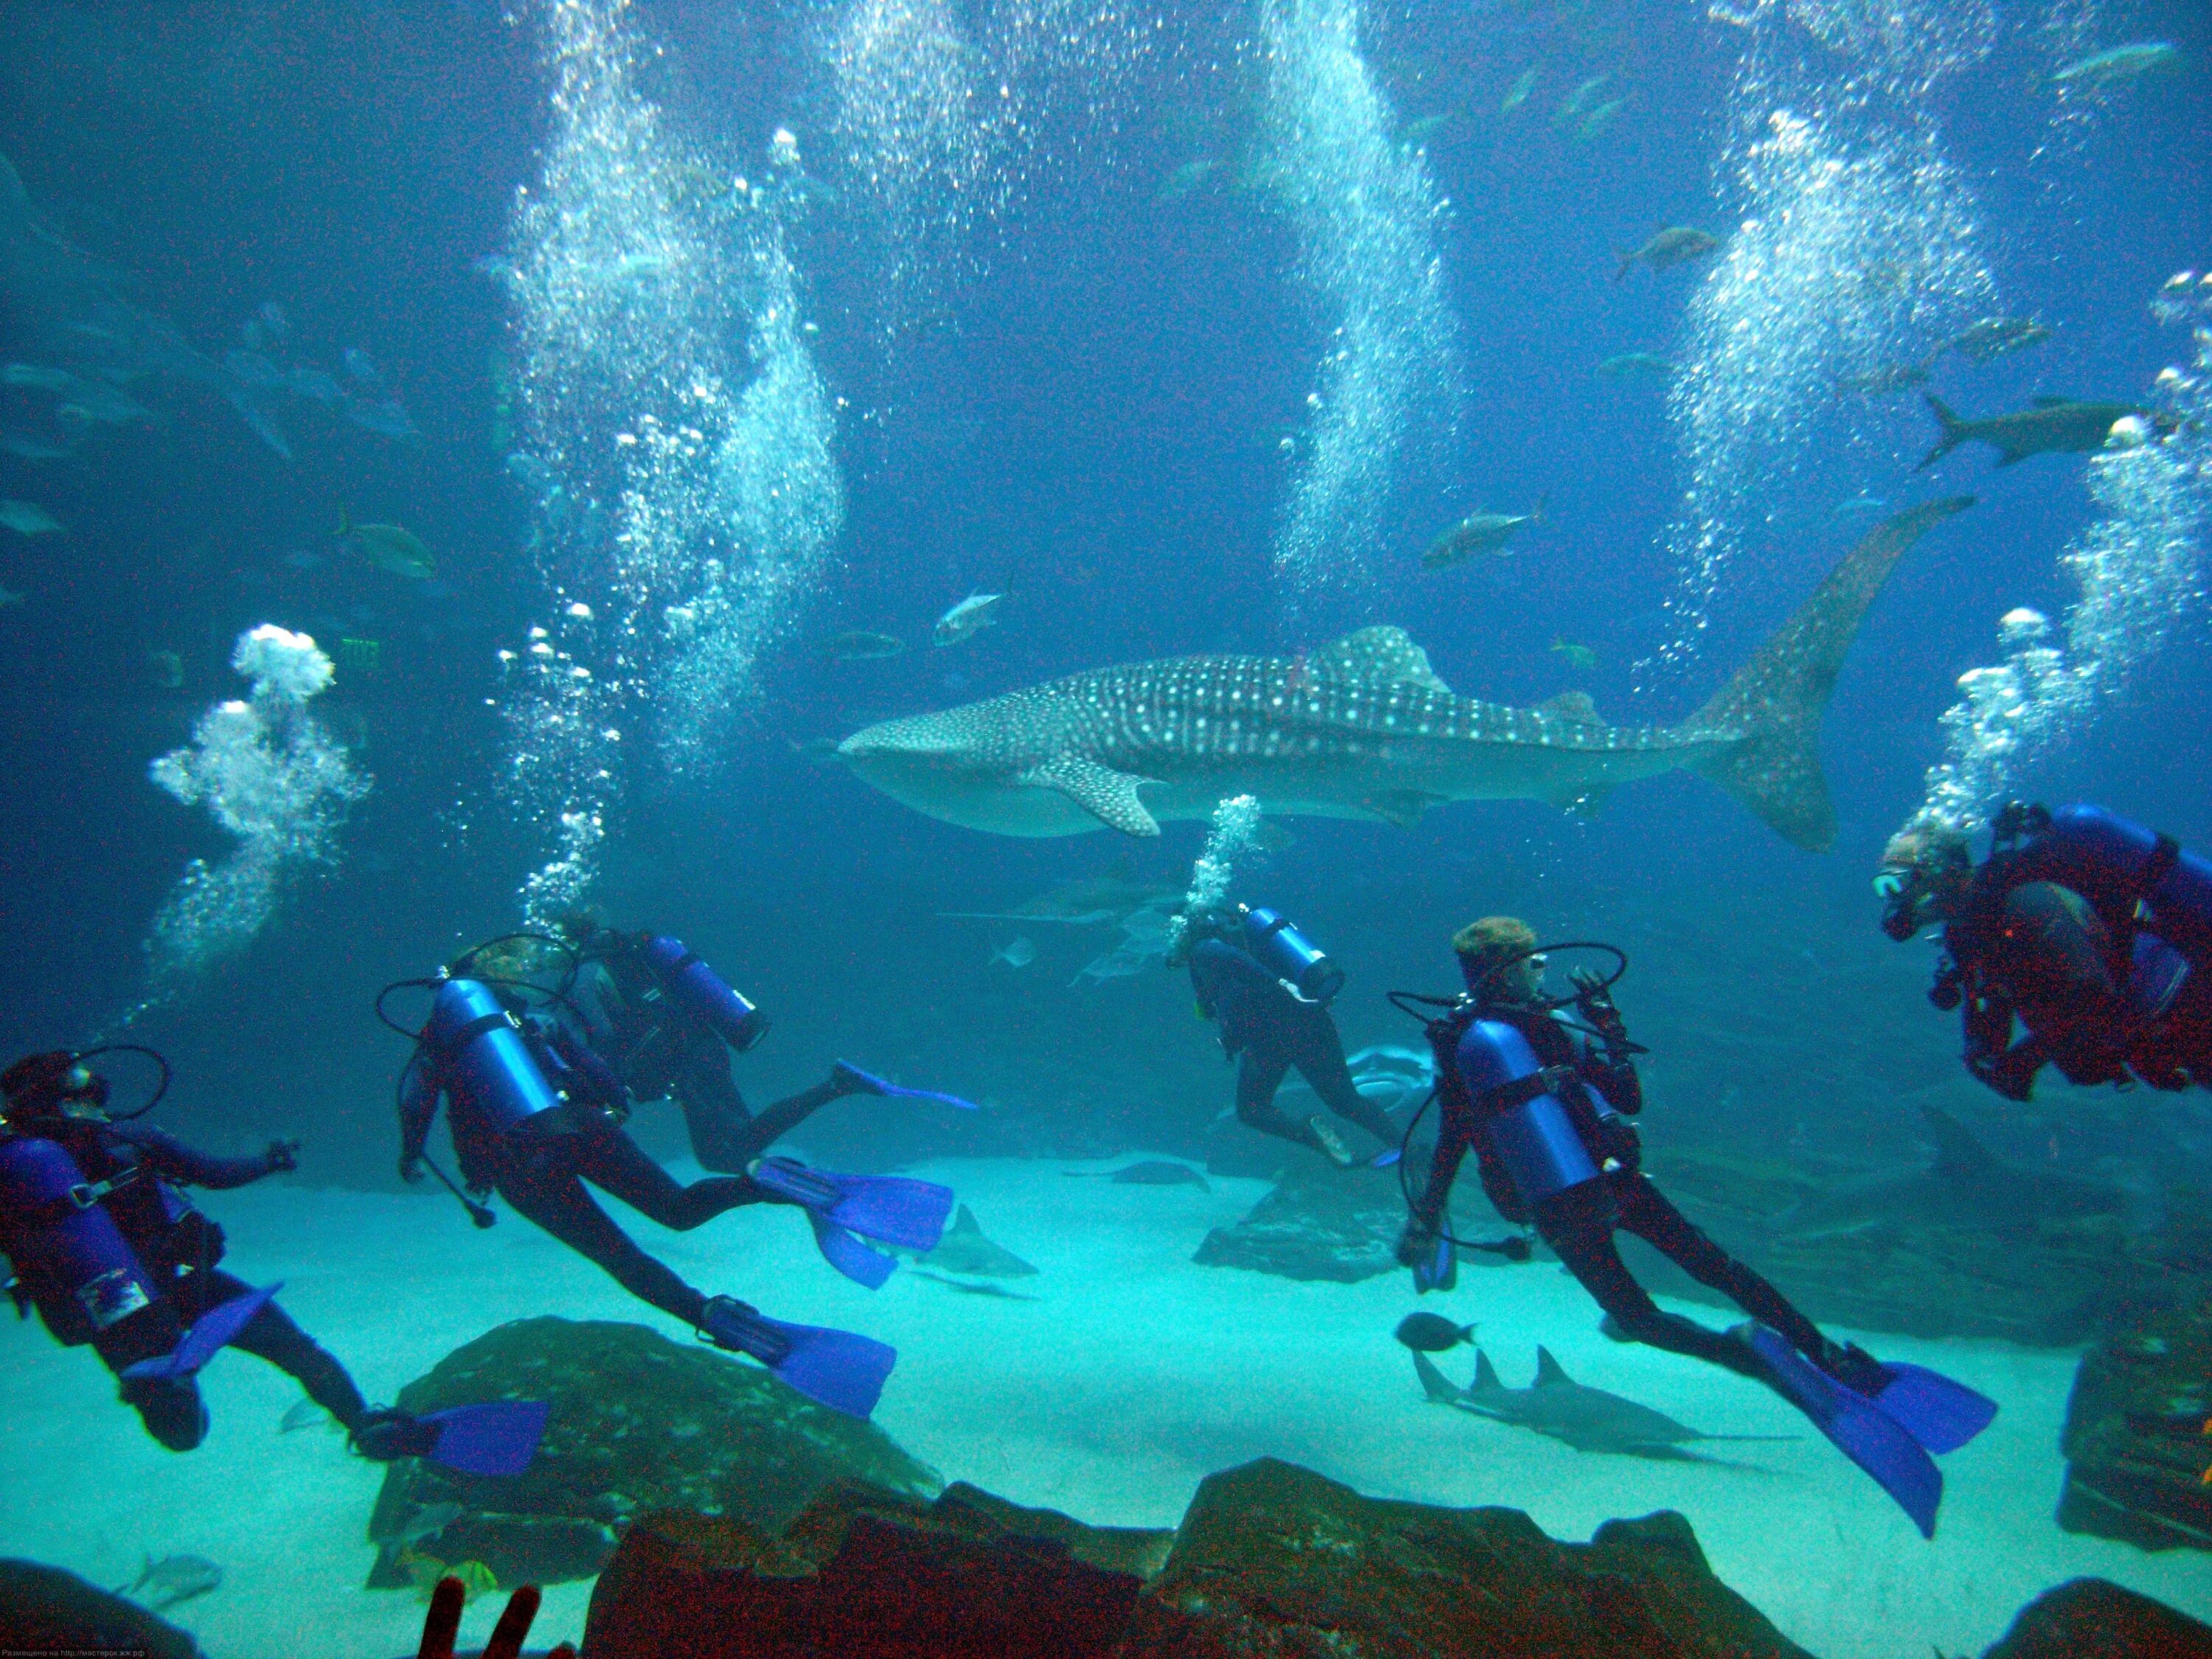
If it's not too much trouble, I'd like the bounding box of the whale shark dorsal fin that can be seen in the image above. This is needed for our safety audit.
[1538,690,1601,724]
[1018,754,1161,836]
[1533,1346,1571,1387]
[950,1204,981,1235]
[1471,1349,1503,1393]
[1314,626,1454,695]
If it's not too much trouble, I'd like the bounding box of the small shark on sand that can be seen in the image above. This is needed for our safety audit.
[1066,1160,1211,1189]
[1415,1347,1796,1459]
[838,501,1971,853]
[905,1203,1039,1279]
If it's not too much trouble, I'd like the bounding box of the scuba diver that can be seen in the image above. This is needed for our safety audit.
[480,916,883,1173]
[0,1050,534,1471]
[1877,802,2212,1101]
[387,943,959,1419]
[1393,917,1996,1537]
[1169,903,1402,1168]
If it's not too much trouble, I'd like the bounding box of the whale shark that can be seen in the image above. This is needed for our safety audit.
[836,500,1970,851]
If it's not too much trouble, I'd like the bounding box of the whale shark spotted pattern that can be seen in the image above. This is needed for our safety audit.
[837,501,1971,851]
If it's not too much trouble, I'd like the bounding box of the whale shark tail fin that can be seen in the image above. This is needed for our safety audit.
[1685,498,1973,852]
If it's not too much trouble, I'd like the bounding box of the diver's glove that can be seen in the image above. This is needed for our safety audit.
[263,1138,300,1174]
[1569,968,1632,1046]
[1593,1113,1641,1172]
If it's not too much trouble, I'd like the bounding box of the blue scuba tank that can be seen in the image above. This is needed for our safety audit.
[1454,1020,1601,1208]
[2035,804,2212,967]
[0,1131,166,1346]
[425,979,570,1135]
[1242,908,1346,1004]
[638,935,769,1052]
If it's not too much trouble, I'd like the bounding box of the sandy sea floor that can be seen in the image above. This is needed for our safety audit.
[3,1152,2209,1657]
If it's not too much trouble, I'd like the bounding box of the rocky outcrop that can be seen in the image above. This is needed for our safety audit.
[576,1458,1806,1659]
[1190,1161,1411,1281]
[1978,1576,2212,1658]
[364,1317,939,1591]
[0,1560,201,1659]
[2056,1279,2212,1552]
[581,1481,1166,1659]
[1117,1458,1812,1659]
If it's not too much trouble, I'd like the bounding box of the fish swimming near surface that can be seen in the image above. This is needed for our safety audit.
[1417,1348,1796,1459]
[346,396,418,440]
[1613,226,1719,282]
[1394,1313,1476,1352]
[0,584,24,608]
[0,499,63,535]
[1554,72,1611,128]
[1947,316,2053,365]
[1398,112,1453,146]
[906,1203,1039,1279]
[1834,357,1937,396]
[1422,498,1544,567]
[1573,99,1627,145]
[1550,639,1599,670]
[821,629,907,661]
[2,362,79,393]
[1597,352,1675,380]
[337,511,435,579]
[1918,394,2168,470]
[120,1553,223,1613]
[2053,41,2180,90]
[1499,66,1538,114]
[990,936,1037,970]
[1155,158,1220,204]
[936,591,1004,647]
[838,501,1971,853]
[0,434,70,461]
[1065,1160,1210,1189]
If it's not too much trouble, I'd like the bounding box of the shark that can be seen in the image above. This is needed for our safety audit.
[1415,1347,1795,1460]
[903,1203,1040,1279]
[835,500,1971,852]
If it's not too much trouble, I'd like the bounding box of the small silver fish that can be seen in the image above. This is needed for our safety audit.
[934,591,1003,647]
[123,1553,223,1613]
[990,936,1037,970]
[1071,946,1148,986]
[0,500,63,536]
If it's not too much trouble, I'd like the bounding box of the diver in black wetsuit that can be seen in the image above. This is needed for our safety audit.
[0,1051,425,1457]
[1397,918,1882,1389]
[1170,906,1399,1167]
[509,917,880,1173]
[1877,804,2212,1100]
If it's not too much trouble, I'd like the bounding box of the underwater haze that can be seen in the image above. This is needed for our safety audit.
[1,0,2211,1654]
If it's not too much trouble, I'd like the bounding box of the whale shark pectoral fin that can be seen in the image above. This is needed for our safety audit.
[1364,790,1443,828]
[1018,754,1161,835]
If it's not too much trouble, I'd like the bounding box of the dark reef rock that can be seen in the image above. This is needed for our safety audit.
[582,1481,1164,1659]
[1979,1576,2212,1658]
[2056,1279,2212,1552]
[364,1317,939,1591]
[1190,1161,1410,1281]
[575,1458,1804,1659]
[1117,1458,1812,1659]
[0,1559,201,1658]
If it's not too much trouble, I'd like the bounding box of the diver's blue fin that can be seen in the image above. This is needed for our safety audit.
[1872,1363,1998,1455]
[807,1212,899,1289]
[1413,1232,1456,1295]
[120,1282,282,1382]
[835,1062,980,1110]
[1370,1147,1402,1169]
[1747,1325,1942,1539]
[751,1158,955,1252]
[703,1299,896,1419]
[422,1400,550,1477]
